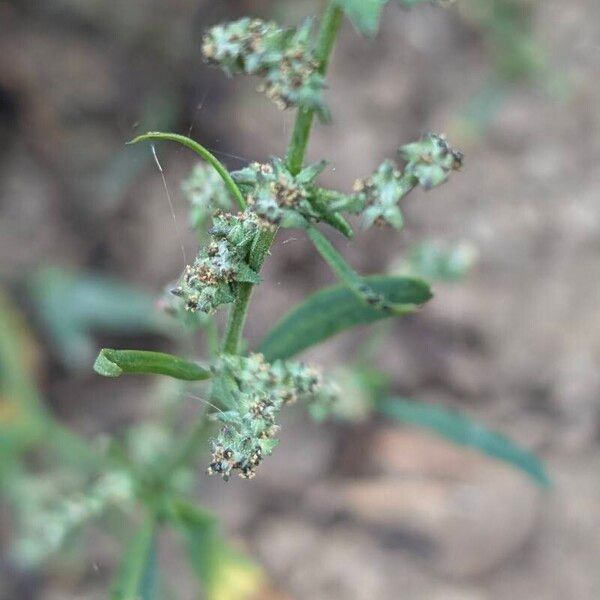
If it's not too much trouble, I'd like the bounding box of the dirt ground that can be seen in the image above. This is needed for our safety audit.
[1,0,600,598]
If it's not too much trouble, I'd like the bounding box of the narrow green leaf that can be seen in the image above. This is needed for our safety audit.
[378,397,550,487]
[111,517,157,600]
[128,132,246,210]
[334,0,387,36]
[258,275,431,361]
[308,226,417,314]
[94,349,211,381]
[170,500,264,600]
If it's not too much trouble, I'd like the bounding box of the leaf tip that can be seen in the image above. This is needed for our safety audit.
[93,349,122,378]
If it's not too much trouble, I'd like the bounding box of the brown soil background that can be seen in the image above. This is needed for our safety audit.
[1,0,600,598]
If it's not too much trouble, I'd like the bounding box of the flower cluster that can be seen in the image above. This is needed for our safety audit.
[12,470,134,567]
[232,158,327,227]
[400,132,464,190]
[208,353,337,481]
[181,163,232,231]
[202,18,328,117]
[171,211,267,314]
[331,133,463,229]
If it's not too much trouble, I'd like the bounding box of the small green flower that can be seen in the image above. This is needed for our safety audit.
[400,132,463,190]
[355,159,413,228]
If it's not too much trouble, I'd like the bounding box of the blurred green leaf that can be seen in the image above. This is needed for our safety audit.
[111,517,157,600]
[30,267,168,371]
[378,397,550,487]
[395,240,478,282]
[171,500,264,600]
[0,289,101,470]
[334,0,386,36]
[258,275,431,361]
[335,0,449,36]
[308,226,421,314]
[94,349,211,381]
[0,289,46,450]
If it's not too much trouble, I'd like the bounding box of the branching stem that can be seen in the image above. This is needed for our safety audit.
[222,2,344,355]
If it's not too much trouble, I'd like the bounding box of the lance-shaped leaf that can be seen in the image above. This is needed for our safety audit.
[378,397,550,488]
[111,517,157,600]
[94,349,211,381]
[258,275,431,361]
[308,226,418,314]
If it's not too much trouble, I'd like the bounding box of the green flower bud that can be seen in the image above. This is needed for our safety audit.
[400,132,463,190]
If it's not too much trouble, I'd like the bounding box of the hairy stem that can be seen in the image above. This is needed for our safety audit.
[222,3,344,355]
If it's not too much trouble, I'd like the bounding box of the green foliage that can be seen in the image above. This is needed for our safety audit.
[258,275,432,361]
[30,267,168,371]
[335,0,450,36]
[14,470,135,567]
[308,226,424,314]
[378,398,550,487]
[171,500,264,600]
[395,239,478,282]
[111,517,157,600]
[9,0,549,596]
[333,0,386,36]
[94,349,211,381]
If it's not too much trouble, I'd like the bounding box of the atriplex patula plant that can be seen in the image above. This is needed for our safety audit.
[86,0,548,596]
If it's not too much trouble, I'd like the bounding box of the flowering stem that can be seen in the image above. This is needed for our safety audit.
[222,3,344,355]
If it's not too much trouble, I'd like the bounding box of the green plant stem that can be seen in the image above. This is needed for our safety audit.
[222,282,253,354]
[286,3,344,175]
[161,413,211,481]
[205,316,220,358]
[221,3,344,355]
[166,2,345,478]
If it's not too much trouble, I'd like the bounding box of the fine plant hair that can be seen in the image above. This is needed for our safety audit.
[4,2,549,598]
